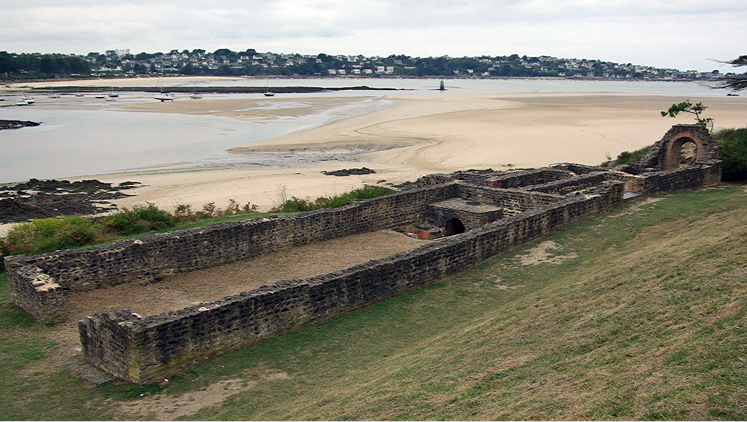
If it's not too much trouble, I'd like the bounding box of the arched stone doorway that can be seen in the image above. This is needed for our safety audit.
[665,135,704,169]
[444,218,466,236]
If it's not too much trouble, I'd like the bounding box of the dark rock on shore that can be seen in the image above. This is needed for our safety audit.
[322,167,376,177]
[0,120,41,130]
[0,179,141,224]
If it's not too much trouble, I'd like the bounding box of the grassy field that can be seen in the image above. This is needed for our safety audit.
[1,185,745,420]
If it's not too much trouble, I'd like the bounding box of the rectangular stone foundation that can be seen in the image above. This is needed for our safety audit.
[5,125,723,384]
[77,181,624,383]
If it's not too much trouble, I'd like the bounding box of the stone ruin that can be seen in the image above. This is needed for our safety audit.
[4,125,721,383]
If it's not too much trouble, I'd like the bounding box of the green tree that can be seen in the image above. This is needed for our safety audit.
[661,100,713,132]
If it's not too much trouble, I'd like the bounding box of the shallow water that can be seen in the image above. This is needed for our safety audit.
[0,94,388,182]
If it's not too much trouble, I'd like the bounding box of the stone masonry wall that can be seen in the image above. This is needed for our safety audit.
[425,201,503,231]
[485,168,572,189]
[456,185,563,216]
[4,261,66,323]
[637,161,722,194]
[6,183,459,323]
[527,172,612,195]
[79,181,624,384]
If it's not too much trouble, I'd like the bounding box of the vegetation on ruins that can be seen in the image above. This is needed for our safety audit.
[600,146,652,168]
[603,124,747,181]
[0,201,259,265]
[0,186,396,265]
[661,100,714,132]
[271,185,396,212]
[0,185,745,419]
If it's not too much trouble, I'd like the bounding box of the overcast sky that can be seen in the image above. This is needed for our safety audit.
[1,0,745,72]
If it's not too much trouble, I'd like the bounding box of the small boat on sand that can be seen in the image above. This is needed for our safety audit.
[153,61,174,102]
[189,82,202,99]
[263,79,275,97]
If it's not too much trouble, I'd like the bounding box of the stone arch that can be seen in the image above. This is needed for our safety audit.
[664,135,704,169]
[444,218,466,236]
[651,125,720,171]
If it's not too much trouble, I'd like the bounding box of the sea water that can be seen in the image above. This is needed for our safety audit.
[0,79,725,182]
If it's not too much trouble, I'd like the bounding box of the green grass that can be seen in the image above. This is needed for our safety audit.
[1,185,746,419]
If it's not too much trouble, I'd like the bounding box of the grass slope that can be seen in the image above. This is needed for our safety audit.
[0,185,745,420]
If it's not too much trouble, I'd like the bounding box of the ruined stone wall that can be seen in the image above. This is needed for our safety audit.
[637,161,722,194]
[527,172,612,195]
[4,262,65,323]
[79,181,624,384]
[425,202,503,231]
[485,169,572,189]
[621,124,721,174]
[549,163,607,175]
[6,183,459,323]
[456,185,563,216]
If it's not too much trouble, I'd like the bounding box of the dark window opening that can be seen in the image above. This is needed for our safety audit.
[444,218,466,236]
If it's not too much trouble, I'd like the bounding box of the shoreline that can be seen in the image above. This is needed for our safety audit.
[2,75,717,89]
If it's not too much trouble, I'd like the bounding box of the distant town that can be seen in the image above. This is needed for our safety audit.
[0,48,732,81]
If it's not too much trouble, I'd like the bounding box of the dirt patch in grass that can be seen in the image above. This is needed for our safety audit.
[493,277,524,290]
[610,196,664,218]
[117,370,290,420]
[515,240,577,265]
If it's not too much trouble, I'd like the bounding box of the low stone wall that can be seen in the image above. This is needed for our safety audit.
[485,168,572,189]
[4,262,65,323]
[426,200,503,231]
[550,163,607,175]
[527,172,612,195]
[5,183,459,323]
[456,185,563,216]
[79,181,624,384]
[637,161,722,194]
[9,183,562,324]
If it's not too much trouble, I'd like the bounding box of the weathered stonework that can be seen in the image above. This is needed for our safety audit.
[78,181,623,383]
[615,124,722,194]
[3,125,723,384]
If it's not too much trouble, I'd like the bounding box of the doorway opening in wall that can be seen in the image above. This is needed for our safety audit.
[679,140,698,167]
[444,218,466,236]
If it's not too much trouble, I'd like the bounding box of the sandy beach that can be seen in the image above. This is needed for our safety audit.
[3,79,747,235]
[106,91,747,211]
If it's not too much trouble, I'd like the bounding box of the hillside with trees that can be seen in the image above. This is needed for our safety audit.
[0,48,729,82]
